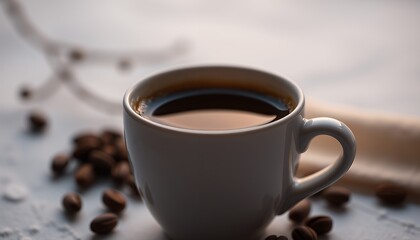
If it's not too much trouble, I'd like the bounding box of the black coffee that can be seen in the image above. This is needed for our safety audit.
[137,88,290,131]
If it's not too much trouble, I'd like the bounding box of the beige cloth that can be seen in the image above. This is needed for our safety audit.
[298,99,420,200]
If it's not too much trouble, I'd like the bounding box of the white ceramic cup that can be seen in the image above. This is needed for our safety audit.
[123,66,356,240]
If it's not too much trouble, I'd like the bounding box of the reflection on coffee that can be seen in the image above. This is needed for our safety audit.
[137,88,290,131]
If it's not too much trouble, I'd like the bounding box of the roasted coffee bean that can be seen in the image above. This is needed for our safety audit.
[62,192,82,214]
[72,138,102,162]
[72,132,101,145]
[102,188,127,213]
[323,186,351,207]
[19,86,32,99]
[101,129,122,144]
[102,144,118,159]
[74,163,95,188]
[51,154,70,175]
[112,162,130,185]
[305,216,333,235]
[292,226,317,240]
[277,236,288,240]
[28,111,48,132]
[375,183,407,205]
[115,138,128,161]
[90,213,118,235]
[89,150,115,175]
[288,199,311,223]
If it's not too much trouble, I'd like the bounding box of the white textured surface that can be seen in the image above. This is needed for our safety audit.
[1,0,420,239]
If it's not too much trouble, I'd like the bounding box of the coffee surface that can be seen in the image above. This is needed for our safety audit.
[138,88,290,131]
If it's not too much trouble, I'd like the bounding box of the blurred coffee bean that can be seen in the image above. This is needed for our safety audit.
[101,129,122,144]
[292,226,317,240]
[90,213,118,235]
[62,192,82,214]
[102,188,127,213]
[265,235,278,240]
[51,154,70,175]
[28,110,48,133]
[74,163,95,188]
[115,138,128,161]
[323,186,351,207]
[288,199,311,223]
[277,236,288,240]
[112,162,130,185]
[89,150,115,175]
[72,138,102,162]
[305,216,333,235]
[375,183,407,205]
[72,132,101,145]
[102,144,118,159]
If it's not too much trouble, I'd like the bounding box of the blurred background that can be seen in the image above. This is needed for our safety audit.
[1,0,420,117]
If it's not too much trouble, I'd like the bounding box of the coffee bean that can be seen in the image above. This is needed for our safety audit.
[28,111,48,132]
[72,132,101,145]
[72,138,102,162]
[112,162,130,185]
[288,199,311,223]
[19,86,32,100]
[292,226,317,240]
[323,186,351,207]
[62,192,82,214]
[114,138,128,161]
[101,129,122,144]
[265,235,278,240]
[51,154,70,175]
[90,213,118,235]
[305,216,333,235]
[74,163,95,188]
[277,236,288,240]
[102,144,118,159]
[375,183,407,205]
[89,150,115,175]
[102,188,127,213]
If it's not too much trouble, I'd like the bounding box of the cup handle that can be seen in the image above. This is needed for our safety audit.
[278,117,356,214]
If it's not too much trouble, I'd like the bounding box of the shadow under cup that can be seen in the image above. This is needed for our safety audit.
[123,66,305,240]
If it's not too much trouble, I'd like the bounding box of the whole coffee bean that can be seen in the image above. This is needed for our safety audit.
[115,138,128,161]
[101,129,122,144]
[112,162,130,185]
[102,144,117,159]
[90,213,118,235]
[305,216,333,235]
[277,236,288,240]
[323,186,351,207]
[28,111,48,132]
[288,199,311,223]
[375,183,407,205]
[51,154,70,175]
[72,132,101,145]
[292,226,317,240]
[62,192,82,214]
[74,163,95,188]
[89,150,115,175]
[102,188,127,213]
[72,138,102,162]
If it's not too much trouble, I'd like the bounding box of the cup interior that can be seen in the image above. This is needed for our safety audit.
[124,65,304,131]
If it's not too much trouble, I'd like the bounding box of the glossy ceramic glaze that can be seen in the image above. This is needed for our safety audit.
[123,66,356,240]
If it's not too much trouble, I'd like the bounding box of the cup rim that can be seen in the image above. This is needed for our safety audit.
[123,64,304,135]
